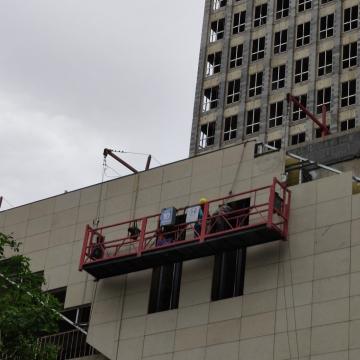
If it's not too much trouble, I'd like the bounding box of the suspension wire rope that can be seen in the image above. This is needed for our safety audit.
[283,245,300,359]
[93,156,107,228]
[108,149,162,166]
[0,271,87,335]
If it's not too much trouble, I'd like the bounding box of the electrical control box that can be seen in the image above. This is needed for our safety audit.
[160,207,177,227]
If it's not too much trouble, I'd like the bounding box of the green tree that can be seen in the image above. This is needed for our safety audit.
[0,232,60,359]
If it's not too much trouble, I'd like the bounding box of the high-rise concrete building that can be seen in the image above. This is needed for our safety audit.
[189,0,360,156]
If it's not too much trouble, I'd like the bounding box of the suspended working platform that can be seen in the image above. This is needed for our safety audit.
[79,178,291,279]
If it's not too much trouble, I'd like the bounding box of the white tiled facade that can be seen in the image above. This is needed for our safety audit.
[1,141,360,359]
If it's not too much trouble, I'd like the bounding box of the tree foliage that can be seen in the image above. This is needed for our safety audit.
[0,232,60,359]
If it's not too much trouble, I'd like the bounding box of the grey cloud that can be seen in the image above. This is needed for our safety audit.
[0,0,205,209]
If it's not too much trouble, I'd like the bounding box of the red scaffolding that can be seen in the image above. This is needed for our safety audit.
[79,178,291,279]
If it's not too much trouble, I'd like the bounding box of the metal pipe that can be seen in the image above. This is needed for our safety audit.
[287,93,330,136]
[145,155,152,170]
[103,148,138,174]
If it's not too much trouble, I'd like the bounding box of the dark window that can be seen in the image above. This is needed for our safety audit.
[199,121,216,148]
[316,87,331,114]
[212,249,247,301]
[61,305,91,332]
[274,30,287,54]
[292,94,307,121]
[272,64,286,90]
[268,139,282,149]
[233,11,246,34]
[296,22,311,47]
[298,0,312,12]
[249,72,263,97]
[318,50,332,76]
[291,132,306,145]
[321,0,334,3]
[246,108,261,134]
[230,44,243,68]
[341,79,357,107]
[315,125,330,138]
[148,263,182,313]
[341,118,356,131]
[213,0,227,10]
[276,0,289,19]
[211,198,249,301]
[227,79,241,104]
[269,101,283,128]
[206,51,222,76]
[294,57,309,83]
[203,86,219,112]
[210,18,225,42]
[319,14,334,39]
[343,42,357,69]
[251,37,266,61]
[48,287,66,308]
[254,4,268,27]
[223,115,237,141]
[344,6,358,32]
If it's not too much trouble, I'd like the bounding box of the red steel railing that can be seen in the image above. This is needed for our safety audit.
[79,178,291,270]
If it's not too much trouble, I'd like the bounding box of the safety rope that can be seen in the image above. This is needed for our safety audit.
[93,156,107,228]
[0,271,87,335]
[229,141,248,195]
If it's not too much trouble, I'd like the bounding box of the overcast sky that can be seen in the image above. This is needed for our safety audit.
[0,0,205,210]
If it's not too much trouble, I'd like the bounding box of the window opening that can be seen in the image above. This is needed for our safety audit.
[298,0,312,12]
[319,14,334,39]
[203,86,219,112]
[199,122,216,149]
[223,115,237,141]
[230,44,243,68]
[318,50,332,76]
[254,4,268,27]
[343,42,357,69]
[268,139,282,149]
[213,0,227,11]
[210,18,225,42]
[344,6,358,32]
[227,79,241,104]
[246,108,261,134]
[292,94,307,121]
[341,118,356,131]
[269,101,283,128]
[276,0,289,19]
[251,37,265,61]
[316,87,331,114]
[211,198,250,301]
[272,65,286,90]
[233,11,246,34]
[294,57,309,83]
[315,125,330,138]
[274,30,287,54]
[341,79,356,107]
[291,132,306,145]
[206,51,222,76]
[249,72,263,97]
[148,263,182,313]
[296,22,311,47]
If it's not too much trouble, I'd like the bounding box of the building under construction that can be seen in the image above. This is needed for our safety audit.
[1,1,360,360]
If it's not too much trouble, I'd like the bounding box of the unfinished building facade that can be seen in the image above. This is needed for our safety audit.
[189,0,360,156]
